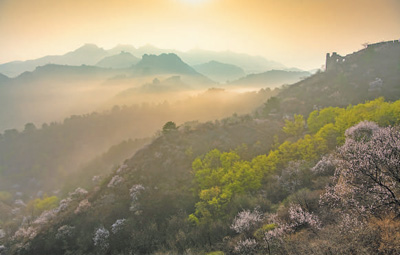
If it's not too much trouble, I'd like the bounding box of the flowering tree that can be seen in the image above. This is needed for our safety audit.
[93,227,110,253]
[231,209,263,235]
[322,122,400,216]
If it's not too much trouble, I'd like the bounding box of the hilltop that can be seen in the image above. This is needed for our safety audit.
[262,40,400,117]
[96,52,140,69]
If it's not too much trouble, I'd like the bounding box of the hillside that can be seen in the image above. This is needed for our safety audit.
[0,88,276,197]
[6,96,400,254]
[230,69,311,88]
[262,40,400,117]
[193,61,246,83]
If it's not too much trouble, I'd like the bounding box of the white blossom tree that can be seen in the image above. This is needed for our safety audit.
[322,122,400,216]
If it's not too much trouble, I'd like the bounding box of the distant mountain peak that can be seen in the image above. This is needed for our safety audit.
[75,43,102,51]
[142,53,181,61]
[137,53,196,75]
[96,51,140,69]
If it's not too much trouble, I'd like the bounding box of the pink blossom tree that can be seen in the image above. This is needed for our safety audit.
[322,122,400,216]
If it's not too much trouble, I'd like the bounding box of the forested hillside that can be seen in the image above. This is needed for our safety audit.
[5,97,400,254]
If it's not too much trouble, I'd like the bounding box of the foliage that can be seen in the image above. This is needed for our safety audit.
[26,195,59,217]
[282,114,305,137]
[162,121,177,134]
[322,124,400,216]
[7,97,400,254]
[191,149,263,222]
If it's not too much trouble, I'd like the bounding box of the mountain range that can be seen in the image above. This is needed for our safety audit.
[0,44,288,77]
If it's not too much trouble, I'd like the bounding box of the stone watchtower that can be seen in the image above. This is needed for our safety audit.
[325,52,345,72]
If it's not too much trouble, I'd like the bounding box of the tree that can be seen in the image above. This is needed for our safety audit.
[162,121,177,134]
[283,114,305,137]
[322,121,400,216]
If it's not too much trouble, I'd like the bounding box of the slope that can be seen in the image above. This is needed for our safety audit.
[230,69,311,88]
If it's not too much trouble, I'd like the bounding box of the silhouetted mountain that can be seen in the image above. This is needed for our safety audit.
[107,44,137,56]
[230,70,311,88]
[193,61,246,83]
[96,52,140,69]
[0,44,286,77]
[59,44,108,66]
[0,44,109,77]
[136,44,175,56]
[13,64,118,84]
[133,53,197,76]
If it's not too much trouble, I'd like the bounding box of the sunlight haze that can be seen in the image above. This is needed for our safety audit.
[1,0,399,69]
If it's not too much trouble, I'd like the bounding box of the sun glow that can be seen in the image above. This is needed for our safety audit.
[182,0,207,4]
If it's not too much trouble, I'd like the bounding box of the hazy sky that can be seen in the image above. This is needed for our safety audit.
[1,0,399,69]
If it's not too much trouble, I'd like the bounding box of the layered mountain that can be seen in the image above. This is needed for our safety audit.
[230,69,311,88]
[133,53,199,76]
[193,61,246,83]
[96,52,140,69]
[0,44,108,77]
[13,64,118,83]
[0,44,286,78]
[0,54,215,131]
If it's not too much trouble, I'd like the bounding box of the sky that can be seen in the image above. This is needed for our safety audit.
[0,0,399,69]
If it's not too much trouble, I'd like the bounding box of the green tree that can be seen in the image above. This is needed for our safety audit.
[283,114,305,137]
[162,121,177,134]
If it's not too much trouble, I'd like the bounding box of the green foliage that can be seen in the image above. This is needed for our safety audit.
[162,121,177,134]
[307,107,344,134]
[26,195,59,216]
[262,96,281,115]
[206,251,225,255]
[192,149,263,222]
[313,98,400,145]
[190,98,400,230]
[283,114,305,137]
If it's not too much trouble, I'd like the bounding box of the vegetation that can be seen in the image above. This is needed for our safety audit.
[2,97,400,254]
